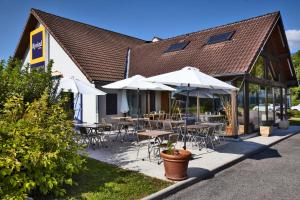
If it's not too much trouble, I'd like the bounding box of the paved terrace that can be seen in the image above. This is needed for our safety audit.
[86,126,300,181]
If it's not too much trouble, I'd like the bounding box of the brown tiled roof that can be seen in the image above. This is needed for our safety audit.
[15,10,296,85]
[129,12,280,78]
[15,9,145,82]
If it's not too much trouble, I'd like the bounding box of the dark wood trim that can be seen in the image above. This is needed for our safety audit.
[280,87,283,120]
[284,87,288,116]
[243,75,249,134]
[247,76,285,87]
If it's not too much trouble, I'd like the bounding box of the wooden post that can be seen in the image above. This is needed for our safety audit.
[243,76,249,134]
[280,87,283,120]
[231,90,238,137]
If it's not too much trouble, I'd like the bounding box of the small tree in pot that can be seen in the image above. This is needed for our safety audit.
[160,141,191,181]
[220,96,233,136]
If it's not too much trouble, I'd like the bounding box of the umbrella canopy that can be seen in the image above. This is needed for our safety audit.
[146,66,237,90]
[102,75,175,91]
[58,77,106,95]
[120,90,129,114]
[146,66,237,150]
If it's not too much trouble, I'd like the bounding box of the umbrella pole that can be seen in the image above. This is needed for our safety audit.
[137,88,140,131]
[197,90,200,122]
[183,84,190,150]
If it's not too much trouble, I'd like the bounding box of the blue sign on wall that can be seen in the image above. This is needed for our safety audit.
[30,26,45,66]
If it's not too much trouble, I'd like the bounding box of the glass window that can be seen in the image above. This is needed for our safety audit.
[267,87,275,122]
[250,56,264,78]
[249,83,260,133]
[237,81,244,126]
[106,93,117,115]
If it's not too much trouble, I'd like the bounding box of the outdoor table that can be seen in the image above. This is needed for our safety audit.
[114,121,135,142]
[129,118,150,121]
[75,123,108,147]
[186,124,208,129]
[199,115,225,122]
[138,130,172,161]
[137,130,172,138]
[200,122,223,128]
[111,116,132,121]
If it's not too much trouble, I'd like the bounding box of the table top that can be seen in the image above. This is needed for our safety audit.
[151,119,185,124]
[186,124,208,129]
[200,122,223,127]
[137,130,172,138]
[129,118,150,121]
[199,115,225,118]
[75,123,107,128]
[111,116,132,120]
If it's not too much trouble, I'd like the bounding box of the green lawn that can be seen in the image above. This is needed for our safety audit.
[289,117,300,126]
[34,158,171,200]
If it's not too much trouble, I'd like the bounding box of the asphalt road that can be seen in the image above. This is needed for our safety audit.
[165,133,300,200]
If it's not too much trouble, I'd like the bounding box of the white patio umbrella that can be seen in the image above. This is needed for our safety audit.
[120,90,129,114]
[146,66,238,150]
[103,75,175,129]
[58,76,106,122]
[58,76,106,95]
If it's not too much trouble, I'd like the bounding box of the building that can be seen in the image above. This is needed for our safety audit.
[14,9,298,134]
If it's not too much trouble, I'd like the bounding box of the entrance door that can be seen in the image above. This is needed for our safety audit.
[161,91,170,113]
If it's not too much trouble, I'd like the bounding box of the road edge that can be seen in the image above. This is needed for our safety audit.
[142,132,298,200]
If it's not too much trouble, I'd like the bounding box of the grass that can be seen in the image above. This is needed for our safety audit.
[289,117,300,126]
[34,158,171,200]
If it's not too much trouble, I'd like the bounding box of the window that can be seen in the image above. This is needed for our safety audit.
[207,31,235,45]
[250,56,264,78]
[165,41,190,53]
[106,93,117,115]
[150,91,156,112]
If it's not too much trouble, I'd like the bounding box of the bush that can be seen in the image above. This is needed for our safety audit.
[0,59,85,199]
[0,93,85,199]
[287,109,300,118]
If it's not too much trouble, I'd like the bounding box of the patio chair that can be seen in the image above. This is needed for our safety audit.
[214,123,226,142]
[149,120,158,130]
[162,120,174,132]
[79,126,92,147]
[152,133,179,164]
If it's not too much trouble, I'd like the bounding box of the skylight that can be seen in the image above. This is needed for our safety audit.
[207,31,235,45]
[165,41,190,53]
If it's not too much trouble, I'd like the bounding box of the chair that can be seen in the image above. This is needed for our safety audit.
[79,127,92,147]
[152,133,179,164]
[162,120,173,132]
[149,120,158,130]
[214,123,226,142]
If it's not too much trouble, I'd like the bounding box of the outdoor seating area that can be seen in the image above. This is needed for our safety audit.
[74,113,227,160]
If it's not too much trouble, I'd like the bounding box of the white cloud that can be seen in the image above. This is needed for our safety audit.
[286,29,300,53]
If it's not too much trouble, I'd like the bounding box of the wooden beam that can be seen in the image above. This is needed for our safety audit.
[231,90,238,137]
[247,76,285,87]
[243,77,249,134]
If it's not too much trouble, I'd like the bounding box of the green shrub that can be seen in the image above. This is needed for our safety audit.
[0,59,85,199]
[287,109,300,118]
[0,93,85,199]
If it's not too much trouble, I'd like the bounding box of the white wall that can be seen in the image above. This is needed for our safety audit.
[22,27,98,123]
[49,34,98,123]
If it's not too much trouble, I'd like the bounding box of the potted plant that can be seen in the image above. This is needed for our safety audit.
[279,115,289,129]
[220,96,233,136]
[260,121,273,137]
[160,141,191,181]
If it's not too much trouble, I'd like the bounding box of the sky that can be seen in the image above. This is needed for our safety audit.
[0,0,300,60]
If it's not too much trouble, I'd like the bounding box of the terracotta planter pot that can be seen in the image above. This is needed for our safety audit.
[226,126,233,136]
[260,126,272,137]
[160,149,191,181]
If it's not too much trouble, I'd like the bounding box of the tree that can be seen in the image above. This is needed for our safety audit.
[291,50,300,105]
